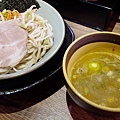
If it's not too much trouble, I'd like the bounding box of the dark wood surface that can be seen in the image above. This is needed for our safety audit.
[0,19,120,120]
[67,93,120,120]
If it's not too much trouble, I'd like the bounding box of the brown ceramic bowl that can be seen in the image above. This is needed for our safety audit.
[62,31,120,116]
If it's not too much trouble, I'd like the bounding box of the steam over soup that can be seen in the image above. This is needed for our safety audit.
[70,42,120,108]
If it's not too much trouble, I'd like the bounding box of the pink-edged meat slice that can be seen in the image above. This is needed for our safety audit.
[0,19,27,67]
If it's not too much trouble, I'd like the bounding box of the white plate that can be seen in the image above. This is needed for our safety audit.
[0,0,65,79]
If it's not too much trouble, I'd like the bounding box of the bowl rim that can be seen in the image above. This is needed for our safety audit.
[0,0,65,80]
[62,31,120,112]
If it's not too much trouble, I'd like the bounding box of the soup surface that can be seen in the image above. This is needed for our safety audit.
[70,45,120,108]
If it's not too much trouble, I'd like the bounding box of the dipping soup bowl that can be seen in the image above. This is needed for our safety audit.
[62,31,120,116]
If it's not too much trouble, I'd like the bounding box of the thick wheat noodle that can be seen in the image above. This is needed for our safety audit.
[0,5,54,74]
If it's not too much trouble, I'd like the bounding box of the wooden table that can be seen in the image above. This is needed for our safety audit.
[0,19,120,120]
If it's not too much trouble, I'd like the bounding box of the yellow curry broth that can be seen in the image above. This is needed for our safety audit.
[70,42,120,108]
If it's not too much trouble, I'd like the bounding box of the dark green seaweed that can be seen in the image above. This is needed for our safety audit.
[0,0,40,12]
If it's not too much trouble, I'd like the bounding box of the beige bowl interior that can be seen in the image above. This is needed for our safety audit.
[67,42,120,76]
[63,31,120,112]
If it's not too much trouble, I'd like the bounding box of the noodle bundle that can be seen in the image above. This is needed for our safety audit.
[0,5,54,74]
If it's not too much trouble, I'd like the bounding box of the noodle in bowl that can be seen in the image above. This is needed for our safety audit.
[0,1,65,79]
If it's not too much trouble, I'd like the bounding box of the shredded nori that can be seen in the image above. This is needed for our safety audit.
[0,0,40,12]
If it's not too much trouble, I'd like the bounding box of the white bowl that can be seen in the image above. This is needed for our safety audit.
[0,0,65,79]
